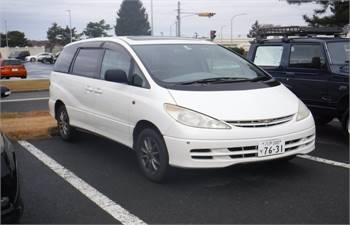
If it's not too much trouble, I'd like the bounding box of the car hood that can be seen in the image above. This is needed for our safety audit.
[167,85,299,121]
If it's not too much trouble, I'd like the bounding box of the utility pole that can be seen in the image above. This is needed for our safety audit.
[220,25,226,43]
[150,0,154,36]
[4,20,8,48]
[66,10,72,43]
[230,13,246,44]
[176,1,181,37]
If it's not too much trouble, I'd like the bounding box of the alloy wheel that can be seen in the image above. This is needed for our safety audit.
[139,136,161,174]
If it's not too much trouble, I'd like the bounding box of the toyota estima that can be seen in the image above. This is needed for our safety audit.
[49,37,315,182]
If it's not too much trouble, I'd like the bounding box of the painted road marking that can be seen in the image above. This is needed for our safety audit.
[297,154,350,169]
[18,140,147,225]
[0,97,49,103]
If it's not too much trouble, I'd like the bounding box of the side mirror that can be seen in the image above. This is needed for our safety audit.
[105,69,128,84]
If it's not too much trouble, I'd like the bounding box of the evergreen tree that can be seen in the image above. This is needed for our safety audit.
[83,20,111,38]
[247,20,275,38]
[115,0,151,36]
[287,0,349,27]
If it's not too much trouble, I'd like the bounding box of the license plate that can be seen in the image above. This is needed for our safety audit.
[258,140,285,157]
[12,68,18,72]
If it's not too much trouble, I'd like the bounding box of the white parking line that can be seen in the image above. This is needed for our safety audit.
[0,97,49,103]
[18,140,147,225]
[297,154,350,169]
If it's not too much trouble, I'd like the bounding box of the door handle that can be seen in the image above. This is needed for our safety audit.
[85,86,94,93]
[94,88,103,94]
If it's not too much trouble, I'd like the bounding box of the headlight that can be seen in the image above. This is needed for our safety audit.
[296,100,311,121]
[164,104,231,129]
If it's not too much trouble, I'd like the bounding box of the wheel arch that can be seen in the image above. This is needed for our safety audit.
[337,95,349,118]
[132,120,162,149]
[54,100,65,119]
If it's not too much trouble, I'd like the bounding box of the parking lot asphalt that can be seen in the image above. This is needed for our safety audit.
[24,62,52,79]
[2,90,349,224]
[1,62,52,80]
[0,91,49,112]
[13,122,349,224]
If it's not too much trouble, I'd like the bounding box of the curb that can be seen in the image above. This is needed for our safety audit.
[11,89,49,93]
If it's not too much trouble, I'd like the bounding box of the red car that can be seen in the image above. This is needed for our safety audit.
[0,59,27,79]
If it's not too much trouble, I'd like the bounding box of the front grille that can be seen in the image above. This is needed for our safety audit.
[226,114,294,128]
[190,145,258,160]
[189,134,315,161]
[285,135,315,151]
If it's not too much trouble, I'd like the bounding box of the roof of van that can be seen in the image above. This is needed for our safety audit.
[66,36,214,47]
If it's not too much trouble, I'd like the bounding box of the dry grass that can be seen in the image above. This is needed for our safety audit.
[0,111,57,140]
[0,79,49,92]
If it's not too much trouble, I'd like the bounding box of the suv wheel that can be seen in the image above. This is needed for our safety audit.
[56,105,75,141]
[135,128,169,182]
[314,116,333,125]
[30,58,35,62]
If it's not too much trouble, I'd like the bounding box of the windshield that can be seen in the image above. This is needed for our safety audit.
[327,41,350,65]
[132,44,269,84]
[2,60,22,66]
[8,51,20,57]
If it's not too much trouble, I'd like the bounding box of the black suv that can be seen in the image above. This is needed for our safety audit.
[248,27,349,133]
[8,51,30,61]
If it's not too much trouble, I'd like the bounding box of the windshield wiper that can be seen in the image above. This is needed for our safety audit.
[178,77,251,85]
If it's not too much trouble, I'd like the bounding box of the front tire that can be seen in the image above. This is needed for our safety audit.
[314,115,333,125]
[135,128,169,182]
[30,58,35,62]
[56,105,75,141]
[341,109,349,135]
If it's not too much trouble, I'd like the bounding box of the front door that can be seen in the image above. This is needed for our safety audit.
[284,43,330,115]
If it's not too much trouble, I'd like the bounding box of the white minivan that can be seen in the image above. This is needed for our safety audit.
[49,37,315,182]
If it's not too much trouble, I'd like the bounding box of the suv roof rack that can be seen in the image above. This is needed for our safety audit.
[256,26,344,41]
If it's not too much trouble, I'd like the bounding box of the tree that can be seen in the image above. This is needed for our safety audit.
[115,0,151,36]
[247,20,275,38]
[287,0,349,27]
[47,23,79,51]
[0,31,28,47]
[83,20,111,38]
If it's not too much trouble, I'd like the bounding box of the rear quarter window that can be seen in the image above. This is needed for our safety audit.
[254,45,284,67]
[2,60,22,66]
[54,45,78,73]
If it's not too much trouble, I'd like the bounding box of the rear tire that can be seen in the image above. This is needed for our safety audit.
[30,58,35,62]
[135,128,169,182]
[56,105,75,141]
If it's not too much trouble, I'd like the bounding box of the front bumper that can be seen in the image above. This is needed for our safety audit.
[164,126,315,168]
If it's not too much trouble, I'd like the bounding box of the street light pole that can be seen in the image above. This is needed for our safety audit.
[66,10,72,43]
[230,13,246,44]
[150,0,154,36]
[220,25,226,43]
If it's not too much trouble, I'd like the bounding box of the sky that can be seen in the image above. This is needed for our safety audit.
[0,0,320,40]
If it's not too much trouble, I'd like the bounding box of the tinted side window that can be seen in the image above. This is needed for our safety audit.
[101,49,131,80]
[54,45,77,73]
[130,62,149,88]
[254,45,283,67]
[289,44,326,69]
[72,48,104,78]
